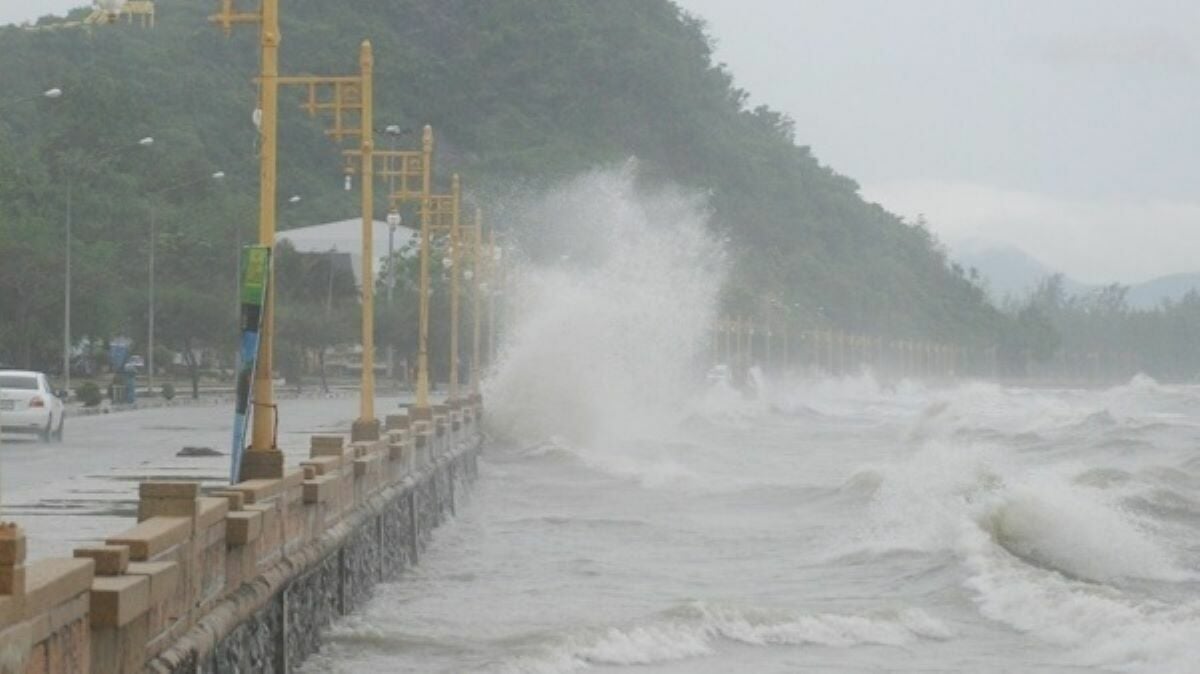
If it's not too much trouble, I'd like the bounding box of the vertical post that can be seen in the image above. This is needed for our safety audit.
[708,324,714,367]
[250,0,280,453]
[353,40,379,441]
[148,206,156,392]
[782,326,789,374]
[717,321,724,365]
[414,126,434,411]
[486,227,496,369]
[727,321,734,366]
[64,176,72,393]
[747,322,755,369]
[448,175,462,403]
[234,217,242,320]
[733,320,741,375]
[471,208,483,398]
[387,221,395,381]
[734,316,744,374]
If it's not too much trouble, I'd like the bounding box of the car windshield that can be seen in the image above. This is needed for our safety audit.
[0,375,38,390]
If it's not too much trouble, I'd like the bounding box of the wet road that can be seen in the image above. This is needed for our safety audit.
[0,393,407,560]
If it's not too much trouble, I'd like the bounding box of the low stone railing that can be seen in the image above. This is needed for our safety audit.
[0,399,484,674]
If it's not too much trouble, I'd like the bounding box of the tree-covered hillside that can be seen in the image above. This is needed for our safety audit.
[0,0,1006,374]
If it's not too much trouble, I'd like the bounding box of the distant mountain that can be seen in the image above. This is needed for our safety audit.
[952,241,1200,309]
[1127,273,1200,309]
[951,242,1088,302]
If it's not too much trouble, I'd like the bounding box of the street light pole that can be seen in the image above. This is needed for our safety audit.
[63,135,154,394]
[486,229,498,367]
[448,174,462,403]
[386,210,400,382]
[384,124,402,385]
[471,208,483,398]
[415,127,434,412]
[252,0,281,455]
[353,40,379,440]
[148,204,156,391]
[212,0,281,457]
[147,171,225,393]
[63,175,72,393]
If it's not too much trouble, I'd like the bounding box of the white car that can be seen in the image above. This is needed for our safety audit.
[0,370,65,442]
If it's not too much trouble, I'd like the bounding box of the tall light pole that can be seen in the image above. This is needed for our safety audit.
[147,170,225,391]
[369,125,436,413]
[447,174,462,403]
[415,127,434,413]
[470,208,483,399]
[486,231,501,367]
[383,124,403,385]
[355,40,378,440]
[211,0,282,467]
[386,209,401,382]
[274,40,378,440]
[63,135,154,394]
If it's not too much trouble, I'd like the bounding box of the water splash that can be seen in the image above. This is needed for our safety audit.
[483,164,725,450]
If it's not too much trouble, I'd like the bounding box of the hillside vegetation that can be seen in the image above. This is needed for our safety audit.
[1,0,1009,376]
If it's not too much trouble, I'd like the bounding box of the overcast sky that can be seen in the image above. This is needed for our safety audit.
[1,1,78,25]
[8,1,1198,283]
[674,0,1200,283]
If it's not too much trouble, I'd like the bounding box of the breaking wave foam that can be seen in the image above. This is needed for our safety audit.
[497,603,953,673]
[853,398,1200,673]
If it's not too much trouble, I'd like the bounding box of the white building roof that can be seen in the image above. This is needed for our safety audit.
[276,218,415,284]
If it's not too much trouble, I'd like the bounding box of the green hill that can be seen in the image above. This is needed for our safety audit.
[0,0,1005,374]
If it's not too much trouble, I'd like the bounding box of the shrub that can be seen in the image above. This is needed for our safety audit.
[76,382,102,408]
[161,382,176,401]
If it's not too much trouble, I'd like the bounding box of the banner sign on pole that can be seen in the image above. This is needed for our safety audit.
[230,245,270,483]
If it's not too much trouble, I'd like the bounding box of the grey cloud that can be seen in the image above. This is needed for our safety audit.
[1035,31,1195,71]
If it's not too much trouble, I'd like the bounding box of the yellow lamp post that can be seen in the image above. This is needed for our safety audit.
[448,177,462,404]
[470,208,484,400]
[777,323,787,369]
[725,319,734,369]
[484,228,498,369]
[737,318,747,375]
[350,126,437,413]
[210,0,282,469]
[424,176,463,404]
[746,320,756,369]
[275,41,378,440]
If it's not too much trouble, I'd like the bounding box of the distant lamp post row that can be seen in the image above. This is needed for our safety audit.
[210,0,503,478]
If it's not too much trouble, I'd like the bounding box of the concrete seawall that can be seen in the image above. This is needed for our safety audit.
[0,402,482,674]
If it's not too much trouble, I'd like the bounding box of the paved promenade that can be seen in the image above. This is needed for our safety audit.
[0,394,410,560]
